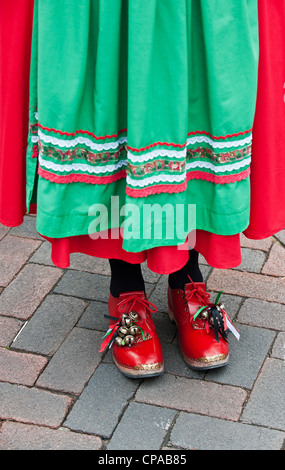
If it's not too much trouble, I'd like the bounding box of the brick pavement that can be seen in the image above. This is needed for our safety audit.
[0,215,284,450]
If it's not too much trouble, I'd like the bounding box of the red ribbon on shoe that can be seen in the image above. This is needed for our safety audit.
[99,294,157,353]
[99,322,121,353]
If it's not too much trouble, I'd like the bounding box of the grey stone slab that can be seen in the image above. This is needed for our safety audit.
[12,294,87,356]
[271,332,285,360]
[69,254,111,275]
[238,298,285,331]
[242,358,285,431]
[0,316,24,348]
[149,276,169,314]
[36,327,103,395]
[0,235,41,287]
[10,216,43,240]
[153,313,177,343]
[108,402,176,450]
[205,324,275,389]
[78,300,109,331]
[201,264,212,281]
[29,241,53,266]
[64,363,140,438]
[0,382,72,428]
[233,247,266,273]
[53,270,111,301]
[30,243,112,275]
[274,230,285,246]
[0,264,63,320]
[161,342,203,379]
[208,292,243,321]
[141,261,161,284]
[135,373,246,421]
[0,421,102,450]
[0,224,10,240]
[170,413,285,450]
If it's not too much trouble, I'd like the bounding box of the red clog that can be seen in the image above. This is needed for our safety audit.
[100,291,164,378]
[168,280,234,370]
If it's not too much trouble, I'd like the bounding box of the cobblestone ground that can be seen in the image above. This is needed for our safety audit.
[0,216,284,450]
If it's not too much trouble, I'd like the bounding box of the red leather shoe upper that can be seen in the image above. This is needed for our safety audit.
[168,282,229,361]
[105,291,164,370]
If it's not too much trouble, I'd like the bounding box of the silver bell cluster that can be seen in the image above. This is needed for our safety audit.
[114,311,140,347]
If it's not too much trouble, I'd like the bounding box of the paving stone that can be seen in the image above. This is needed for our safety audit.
[237,299,285,331]
[0,224,10,241]
[30,242,112,275]
[233,248,266,274]
[64,363,140,438]
[135,374,246,421]
[78,300,109,331]
[0,235,41,286]
[242,358,285,431]
[153,313,177,343]
[36,327,103,395]
[149,276,169,313]
[161,342,202,379]
[0,316,23,347]
[0,382,72,428]
[141,262,161,284]
[240,233,273,252]
[205,325,275,389]
[29,241,53,266]
[207,269,285,304]
[170,413,285,450]
[69,254,111,275]
[0,421,102,450]
[54,270,110,302]
[0,264,63,320]
[9,215,43,240]
[108,402,176,450]
[0,347,48,386]
[208,292,243,320]
[262,244,285,277]
[271,332,285,360]
[274,230,285,246]
[12,295,87,356]
[200,264,212,281]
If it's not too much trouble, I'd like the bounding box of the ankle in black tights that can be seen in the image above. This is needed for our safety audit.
[109,259,145,298]
[168,249,203,290]
[109,249,202,297]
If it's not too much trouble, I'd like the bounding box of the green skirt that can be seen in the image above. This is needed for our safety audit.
[27,0,259,253]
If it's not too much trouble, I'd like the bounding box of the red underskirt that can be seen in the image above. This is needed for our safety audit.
[42,230,242,273]
[1,0,284,273]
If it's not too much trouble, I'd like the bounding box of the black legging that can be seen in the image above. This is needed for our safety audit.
[109,249,203,297]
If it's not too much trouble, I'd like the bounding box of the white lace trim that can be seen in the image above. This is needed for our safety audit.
[128,148,186,163]
[127,172,187,187]
[38,130,127,152]
[186,134,252,149]
[39,154,127,174]
[186,156,251,173]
